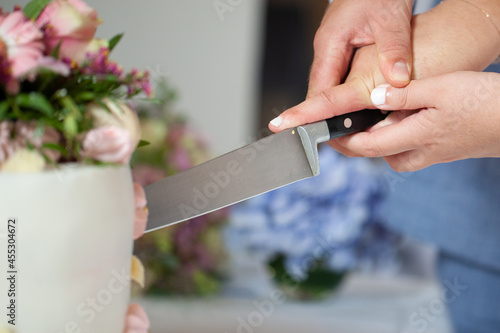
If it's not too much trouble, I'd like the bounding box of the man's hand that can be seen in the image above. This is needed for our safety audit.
[308,0,413,99]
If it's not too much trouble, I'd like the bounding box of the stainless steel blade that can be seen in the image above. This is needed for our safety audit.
[145,124,327,232]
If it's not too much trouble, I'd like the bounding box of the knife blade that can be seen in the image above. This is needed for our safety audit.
[145,109,388,232]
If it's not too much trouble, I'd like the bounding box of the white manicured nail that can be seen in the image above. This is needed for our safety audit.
[371,84,390,106]
[270,116,283,127]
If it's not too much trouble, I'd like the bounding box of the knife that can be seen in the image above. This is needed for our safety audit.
[145,109,388,233]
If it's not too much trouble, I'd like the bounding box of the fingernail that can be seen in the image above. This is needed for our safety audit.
[371,84,389,106]
[391,62,410,83]
[371,117,393,131]
[270,116,283,127]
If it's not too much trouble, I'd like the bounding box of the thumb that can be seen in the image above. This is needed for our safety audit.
[370,79,437,110]
[372,17,412,87]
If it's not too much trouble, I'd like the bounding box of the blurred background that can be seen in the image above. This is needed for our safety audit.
[5,0,451,331]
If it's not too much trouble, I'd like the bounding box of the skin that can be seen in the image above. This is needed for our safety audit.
[339,71,500,171]
[270,0,500,171]
[308,0,414,95]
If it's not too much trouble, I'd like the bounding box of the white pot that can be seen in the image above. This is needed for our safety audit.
[0,165,134,333]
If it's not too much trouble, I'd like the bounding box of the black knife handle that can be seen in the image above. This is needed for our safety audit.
[326,109,389,140]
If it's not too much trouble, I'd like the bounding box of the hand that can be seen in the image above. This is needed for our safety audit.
[124,304,150,333]
[269,0,500,133]
[336,71,500,171]
[133,183,148,240]
[308,0,413,99]
[269,44,385,131]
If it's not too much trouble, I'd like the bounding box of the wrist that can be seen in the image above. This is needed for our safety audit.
[411,0,500,79]
[450,0,500,41]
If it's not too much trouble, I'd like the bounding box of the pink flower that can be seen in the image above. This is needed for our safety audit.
[133,183,148,240]
[0,121,16,165]
[124,304,150,333]
[0,51,17,93]
[81,126,134,164]
[125,69,152,97]
[14,121,61,162]
[87,98,141,150]
[0,121,62,165]
[169,147,192,171]
[132,165,165,187]
[81,47,123,76]
[35,56,70,76]
[0,10,44,93]
[36,0,106,64]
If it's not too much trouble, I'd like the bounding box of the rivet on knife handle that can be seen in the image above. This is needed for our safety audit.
[326,109,389,139]
[296,109,389,177]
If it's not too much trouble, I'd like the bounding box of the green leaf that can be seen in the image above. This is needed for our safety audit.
[41,118,65,132]
[94,99,111,112]
[60,96,82,120]
[135,98,164,104]
[63,116,78,139]
[42,142,67,155]
[137,140,150,148]
[51,40,62,58]
[108,34,124,52]
[74,92,95,103]
[0,101,9,120]
[101,74,120,83]
[268,254,345,300]
[23,0,52,20]
[15,93,54,116]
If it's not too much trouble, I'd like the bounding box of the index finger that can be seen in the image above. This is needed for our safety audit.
[270,78,372,131]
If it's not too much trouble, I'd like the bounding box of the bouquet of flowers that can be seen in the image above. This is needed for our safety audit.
[0,0,151,331]
[0,0,151,170]
[226,146,399,299]
[132,81,228,296]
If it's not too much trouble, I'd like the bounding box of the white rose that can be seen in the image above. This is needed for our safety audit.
[0,149,45,173]
[87,98,141,149]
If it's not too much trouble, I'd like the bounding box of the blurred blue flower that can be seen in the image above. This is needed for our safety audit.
[225,146,399,280]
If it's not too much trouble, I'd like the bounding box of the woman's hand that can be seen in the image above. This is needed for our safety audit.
[124,304,150,333]
[336,71,500,171]
[133,183,148,240]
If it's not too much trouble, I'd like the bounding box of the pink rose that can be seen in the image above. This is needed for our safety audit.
[0,11,44,91]
[36,0,106,64]
[81,126,133,164]
[133,183,148,240]
[124,304,150,333]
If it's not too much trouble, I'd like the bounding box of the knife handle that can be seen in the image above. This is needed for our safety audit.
[326,109,389,140]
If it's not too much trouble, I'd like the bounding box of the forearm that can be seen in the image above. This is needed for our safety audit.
[412,0,500,79]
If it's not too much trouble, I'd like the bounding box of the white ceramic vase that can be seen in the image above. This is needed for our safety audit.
[0,165,135,333]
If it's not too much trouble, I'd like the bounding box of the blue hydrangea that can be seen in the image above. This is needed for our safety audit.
[225,146,399,280]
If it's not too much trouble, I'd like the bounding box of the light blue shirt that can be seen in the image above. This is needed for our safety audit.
[382,0,500,271]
